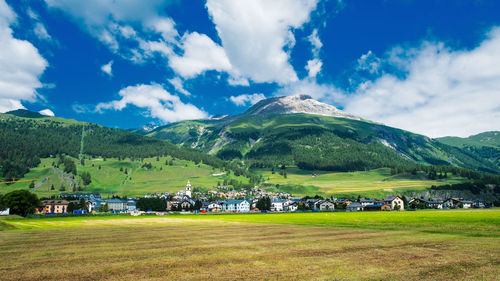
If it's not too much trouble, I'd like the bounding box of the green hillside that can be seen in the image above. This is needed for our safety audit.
[0,111,251,184]
[438,131,500,170]
[258,167,465,198]
[148,113,499,173]
[0,156,248,197]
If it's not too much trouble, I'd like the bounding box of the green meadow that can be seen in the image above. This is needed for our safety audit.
[258,167,464,197]
[0,156,248,197]
[0,210,498,280]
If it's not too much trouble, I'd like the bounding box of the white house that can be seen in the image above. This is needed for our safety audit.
[222,200,250,213]
[271,199,286,212]
[319,200,335,211]
[384,196,405,210]
[0,208,10,216]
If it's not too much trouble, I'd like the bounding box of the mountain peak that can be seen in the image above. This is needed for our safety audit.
[244,94,360,120]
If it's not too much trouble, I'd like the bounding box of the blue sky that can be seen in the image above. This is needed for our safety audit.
[1,0,500,137]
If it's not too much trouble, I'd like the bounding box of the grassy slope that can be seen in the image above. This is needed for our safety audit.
[438,131,500,148]
[257,167,464,197]
[0,156,247,197]
[0,210,498,280]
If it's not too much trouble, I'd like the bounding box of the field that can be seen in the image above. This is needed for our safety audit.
[0,157,247,197]
[1,209,499,280]
[258,167,464,197]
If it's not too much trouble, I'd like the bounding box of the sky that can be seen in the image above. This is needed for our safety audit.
[1,0,499,138]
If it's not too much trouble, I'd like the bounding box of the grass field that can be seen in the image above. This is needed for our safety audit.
[0,157,248,197]
[259,167,465,197]
[1,210,499,280]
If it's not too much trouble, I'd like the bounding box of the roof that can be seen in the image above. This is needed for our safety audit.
[43,200,69,205]
[347,202,363,208]
[384,196,402,202]
[104,199,127,203]
[224,200,248,204]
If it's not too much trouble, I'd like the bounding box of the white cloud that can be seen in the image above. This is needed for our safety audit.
[276,78,345,106]
[305,59,322,78]
[39,109,55,116]
[308,29,322,57]
[169,32,231,78]
[96,84,207,123]
[229,93,266,107]
[344,27,500,137]
[168,77,191,96]
[0,0,48,113]
[356,50,380,74]
[101,60,113,77]
[28,8,52,41]
[206,0,319,84]
[45,0,177,60]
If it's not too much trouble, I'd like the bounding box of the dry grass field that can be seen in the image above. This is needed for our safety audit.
[1,210,499,280]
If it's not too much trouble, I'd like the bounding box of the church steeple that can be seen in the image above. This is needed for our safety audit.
[186,180,192,198]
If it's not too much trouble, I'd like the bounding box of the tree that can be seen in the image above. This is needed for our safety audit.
[256,197,271,211]
[78,198,87,211]
[29,181,35,189]
[81,171,91,186]
[194,200,202,210]
[1,190,41,217]
[67,202,76,213]
[59,185,66,191]
[98,203,109,212]
[63,158,77,175]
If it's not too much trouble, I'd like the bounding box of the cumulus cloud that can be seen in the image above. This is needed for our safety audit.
[305,58,322,78]
[206,0,319,84]
[168,77,191,96]
[95,84,207,123]
[101,60,113,77]
[0,0,48,112]
[229,93,266,106]
[168,32,231,78]
[344,27,500,137]
[39,109,55,116]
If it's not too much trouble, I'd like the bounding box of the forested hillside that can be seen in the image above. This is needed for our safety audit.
[438,132,500,170]
[0,111,244,181]
[148,113,499,174]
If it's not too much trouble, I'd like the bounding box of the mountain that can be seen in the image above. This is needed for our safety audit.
[146,95,499,173]
[438,132,500,169]
[243,94,360,120]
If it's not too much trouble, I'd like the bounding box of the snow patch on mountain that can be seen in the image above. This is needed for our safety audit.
[246,94,360,120]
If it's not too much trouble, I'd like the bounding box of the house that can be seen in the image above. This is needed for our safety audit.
[40,200,70,214]
[285,202,298,212]
[167,200,180,211]
[346,202,364,212]
[222,200,250,213]
[207,202,222,212]
[460,200,473,209]
[359,198,376,206]
[180,198,195,211]
[318,200,335,211]
[271,199,286,212]
[103,199,127,211]
[0,208,10,216]
[384,196,405,210]
[127,200,137,212]
[364,204,391,211]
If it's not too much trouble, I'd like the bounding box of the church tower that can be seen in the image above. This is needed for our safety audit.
[186,180,192,198]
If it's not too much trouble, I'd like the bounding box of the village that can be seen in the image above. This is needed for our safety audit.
[32,181,488,216]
